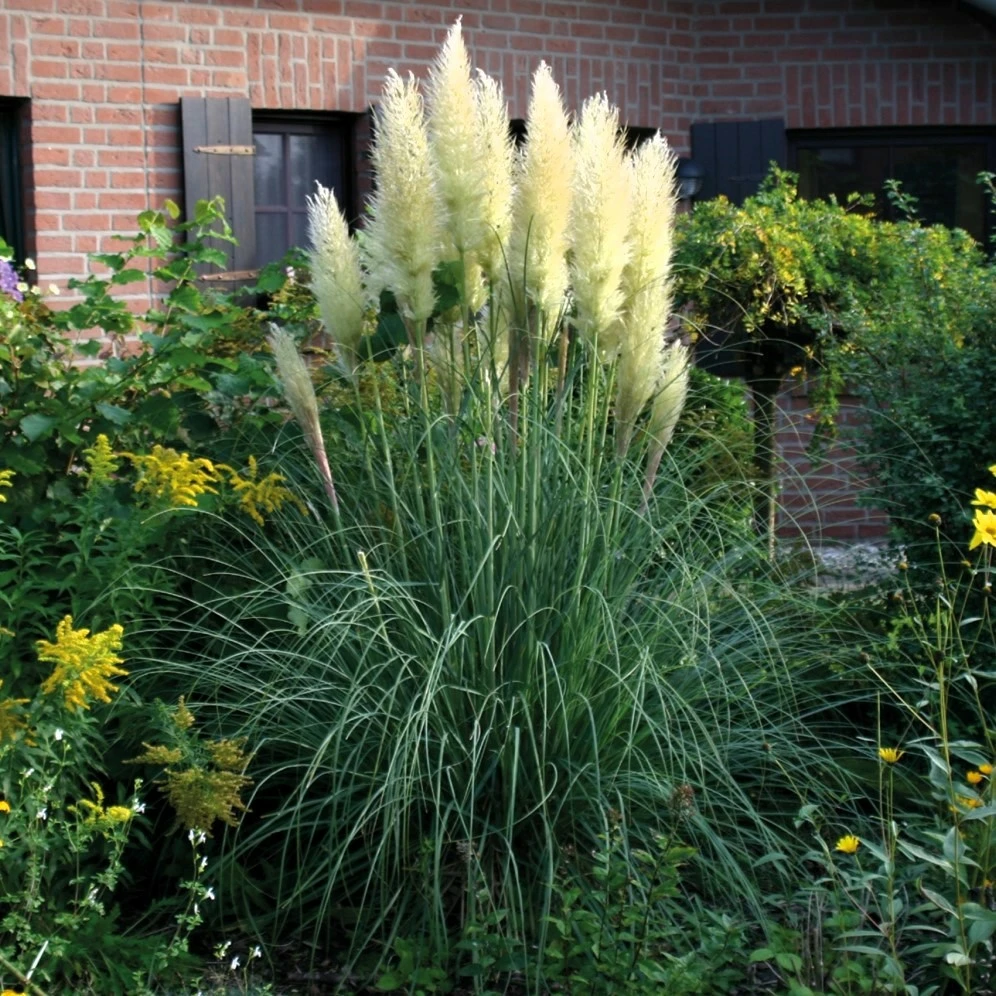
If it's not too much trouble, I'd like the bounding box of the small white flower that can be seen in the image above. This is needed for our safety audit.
[250,945,262,960]
[193,902,200,917]
[37,807,47,821]
[23,257,35,270]
[53,728,64,741]
[22,767,33,779]
[132,801,146,814]
[188,829,196,842]
[198,856,209,872]
[197,830,207,845]
[229,955,241,971]
[204,886,216,901]
[42,784,53,795]
[214,940,232,959]
[47,283,59,295]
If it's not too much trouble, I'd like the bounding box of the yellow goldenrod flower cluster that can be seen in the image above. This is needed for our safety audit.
[125,445,220,508]
[0,681,29,743]
[38,616,128,711]
[970,466,996,551]
[0,468,13,502]
[226,456,307,527]
[131,698,251,836]
[72,783,135,830]
[82,433,119,489]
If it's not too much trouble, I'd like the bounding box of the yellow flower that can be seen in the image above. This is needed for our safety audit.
[878,747,904,764]
[125,446,220,509]
[0,681,29,743]
[979,763,993,776]
[970,508,996,551]
[82,434,119,489]
[955,795,983,810]
[38,616,128,711]
[967,770,985,785]
[0,468,14,502]
[0,801,10,814]
[105,805,133,823]
[835,834,860,854]
[226,456,306,527]
[973,489,996,511]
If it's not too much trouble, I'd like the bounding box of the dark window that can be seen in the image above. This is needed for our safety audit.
[790,128,996,244]
[252,115,353,268]
[0,99,28,263]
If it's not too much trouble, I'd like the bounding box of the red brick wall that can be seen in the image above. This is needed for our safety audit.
[693,0,995,128]
[774,386,890,544]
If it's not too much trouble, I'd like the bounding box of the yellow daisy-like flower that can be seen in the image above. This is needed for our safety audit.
[0,468,14,502]
[967,770,985,785]
[38,616,128,711]
[125,446,220,509]
[973,488,996,510]
[979,763,993,776]
[0,801,10,814]
[878,747,904,764]
[226,456,306,527]
[970,508,996,551]
[82,433,120,489]
[835,834,860,855]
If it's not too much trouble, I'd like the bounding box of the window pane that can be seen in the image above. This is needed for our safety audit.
[254,133,286,207]
[292,211,310,250]
[891,144,985,239]
[797,138,989,242]
[256,212,290,263]
[290,134,318,209]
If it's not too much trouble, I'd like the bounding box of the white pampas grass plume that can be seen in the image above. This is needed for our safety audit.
[569,93,631,348]
[268,325,340,513]
[614,134,679,453]
[506,62,573,320]
[307,183,366,378]
[642,341,690,506]
[473,71,514,284]
[426,19,481,261]
[363,69,442,323]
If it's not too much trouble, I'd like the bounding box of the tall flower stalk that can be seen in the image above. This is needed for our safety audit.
[306,184,366,380]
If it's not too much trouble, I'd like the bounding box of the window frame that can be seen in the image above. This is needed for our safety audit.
[0,98,29,265]
[251,112,357,269]
[788,126,996,245]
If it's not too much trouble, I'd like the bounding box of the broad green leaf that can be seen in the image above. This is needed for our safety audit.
[19,413,59,442]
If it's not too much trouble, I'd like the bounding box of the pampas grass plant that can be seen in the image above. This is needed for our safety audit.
[133,21,867,991]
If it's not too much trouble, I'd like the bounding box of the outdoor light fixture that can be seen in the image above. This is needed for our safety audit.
[676,157,705,201]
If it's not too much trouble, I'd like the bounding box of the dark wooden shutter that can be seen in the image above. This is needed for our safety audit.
[180,97,256,276]
[690,118,787,204]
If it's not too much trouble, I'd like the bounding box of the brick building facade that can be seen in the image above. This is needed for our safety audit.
[2,0,995,543]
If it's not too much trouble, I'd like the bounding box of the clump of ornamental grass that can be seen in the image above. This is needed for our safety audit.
[131,20,868,988]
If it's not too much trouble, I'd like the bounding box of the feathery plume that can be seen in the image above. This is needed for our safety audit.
[473,71,515,285]
[268,325,340,513]
[642,341,690,505]
[363,70,442,323]
[426,19,481,261]
[569,93,631,348]
[506,62,573,321]
[307,183,366,378]
[614,134,679,453]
